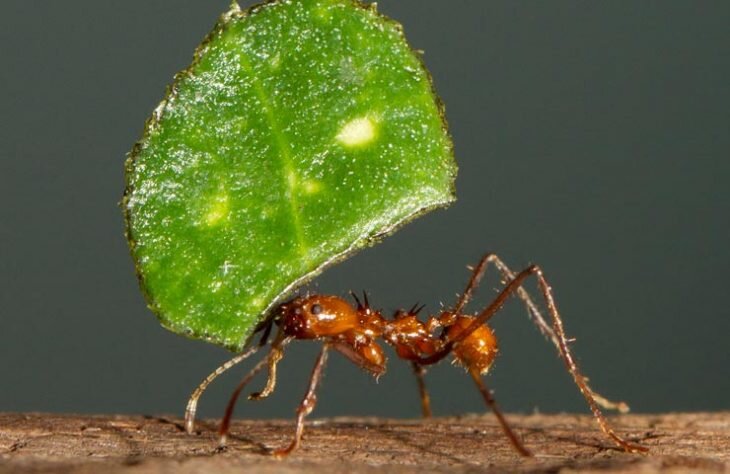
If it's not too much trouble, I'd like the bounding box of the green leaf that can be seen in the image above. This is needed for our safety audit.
[123,0,456,351]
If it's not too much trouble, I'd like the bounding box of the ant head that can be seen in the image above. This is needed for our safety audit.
[277,295,357,338]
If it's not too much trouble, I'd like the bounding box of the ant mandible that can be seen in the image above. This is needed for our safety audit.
[184,253,648,457]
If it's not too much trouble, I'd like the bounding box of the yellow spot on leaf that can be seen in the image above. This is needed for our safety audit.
[336,116,377,148]
[205,191,230,226]
[302,179,322,194]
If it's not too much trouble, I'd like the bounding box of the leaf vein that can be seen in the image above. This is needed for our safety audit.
[238,48,309,263]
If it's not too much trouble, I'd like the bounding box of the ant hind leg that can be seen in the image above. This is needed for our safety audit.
[420,263,646,453]
[468,368,531,457]
[457,254,629,413]
[527,265,647,452]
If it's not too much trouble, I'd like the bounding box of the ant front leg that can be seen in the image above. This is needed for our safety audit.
[184,319,275,434]
[248,341,285,401]
[271,342,331,457]
[218,331,292,446]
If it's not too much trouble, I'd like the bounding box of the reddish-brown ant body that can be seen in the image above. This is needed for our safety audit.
[185,254,647,457]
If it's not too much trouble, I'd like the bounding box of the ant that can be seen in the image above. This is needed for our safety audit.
[184,253,648,457]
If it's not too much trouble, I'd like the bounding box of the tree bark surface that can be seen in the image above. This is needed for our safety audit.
[0,412,727,473]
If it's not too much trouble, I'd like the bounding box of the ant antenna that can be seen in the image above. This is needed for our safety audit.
[219,332,292,445]
[185,344,260,434]
[185,319,276,433]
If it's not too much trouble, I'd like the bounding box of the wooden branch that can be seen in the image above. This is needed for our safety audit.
[0,413,727,473]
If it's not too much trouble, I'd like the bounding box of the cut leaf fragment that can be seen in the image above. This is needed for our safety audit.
[123,0,456,351]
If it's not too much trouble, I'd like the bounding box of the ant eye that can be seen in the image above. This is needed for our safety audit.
[311,304,322,315]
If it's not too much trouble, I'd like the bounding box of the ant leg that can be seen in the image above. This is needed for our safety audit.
[528,266,647,453]
[248,342,285,401]
[452,253,494,314]
[455,254,558,346]
[411,363,432,418]
[331,341,385,376]
[453,254,552,337]
[419,266,547,366]
[218,333,292,446]
[184,321,274,434]
[422,265,647,453]
[185,345,259,434]
[489,256,629,413]
[272,342,331,457]
[469,367,531,456]
[455,254,628,413]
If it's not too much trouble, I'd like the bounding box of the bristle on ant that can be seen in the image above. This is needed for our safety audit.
[349,290,363,309]
[409,303,426,315]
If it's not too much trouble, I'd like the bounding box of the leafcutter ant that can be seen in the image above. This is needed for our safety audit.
[184,253,647,457]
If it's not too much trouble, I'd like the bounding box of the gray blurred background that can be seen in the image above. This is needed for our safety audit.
[1,1,728,422]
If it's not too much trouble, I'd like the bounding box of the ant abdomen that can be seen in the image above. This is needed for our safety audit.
[446,316,499,374]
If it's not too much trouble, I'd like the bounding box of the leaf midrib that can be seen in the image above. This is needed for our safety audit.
[238,46,309,264]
